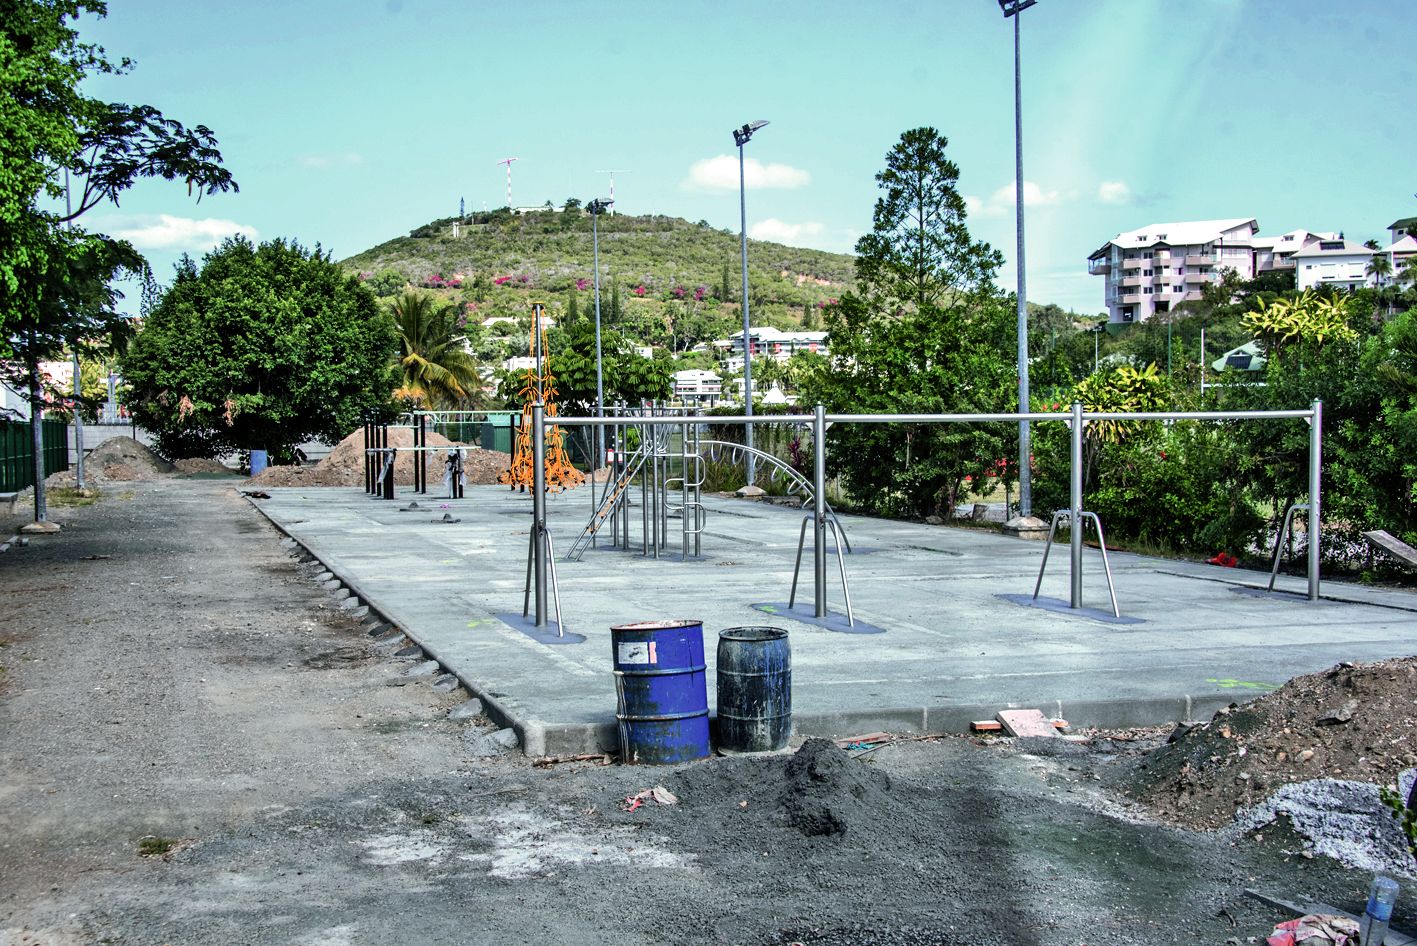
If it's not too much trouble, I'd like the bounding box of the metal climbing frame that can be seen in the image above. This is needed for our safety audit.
[1268,502,1311,593]
[1033,510,1119,618]
[523,401,1324,631]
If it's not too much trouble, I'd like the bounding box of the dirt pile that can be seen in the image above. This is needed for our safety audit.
[250,426,511,488]
[777,738,893,837]
[174,458,236,475]
[1127,657,1417,829]
[44,438,174,488]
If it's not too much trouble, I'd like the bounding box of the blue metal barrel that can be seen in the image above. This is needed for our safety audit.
[611,620,710,764]
[716,626,791,754]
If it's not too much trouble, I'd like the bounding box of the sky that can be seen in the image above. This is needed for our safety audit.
[75,0,1417,315]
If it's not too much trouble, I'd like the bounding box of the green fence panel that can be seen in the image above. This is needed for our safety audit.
[0,418,71,492]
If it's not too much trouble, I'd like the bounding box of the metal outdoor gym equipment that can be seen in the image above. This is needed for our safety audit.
[499,303,584,494]
[522,401,1324,633]
[521,401,566,633]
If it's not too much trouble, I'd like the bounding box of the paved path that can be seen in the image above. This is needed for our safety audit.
[254,485,1417,755]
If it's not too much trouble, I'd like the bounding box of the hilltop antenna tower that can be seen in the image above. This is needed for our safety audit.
[497,157,518,208]
[594,169,631,215]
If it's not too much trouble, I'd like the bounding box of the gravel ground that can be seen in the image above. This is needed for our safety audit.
[0,481,1405,945]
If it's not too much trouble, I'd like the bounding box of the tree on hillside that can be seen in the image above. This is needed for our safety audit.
[123,238,397,462]
[389,292,481,409]
[804,127,1015,518]
[2,0,236,523]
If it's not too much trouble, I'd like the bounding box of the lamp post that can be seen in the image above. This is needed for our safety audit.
[588,197,613,469]
[1000,0,1037,518]
[734,119,768,488]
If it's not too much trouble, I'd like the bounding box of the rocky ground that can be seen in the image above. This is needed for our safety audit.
[1,480,1413,945]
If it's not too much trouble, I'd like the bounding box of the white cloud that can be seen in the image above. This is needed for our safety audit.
[300,151,364,169]
[748,218,825,247]
[684,155,810,190]
[964,180,1060,217]
[112,215,258,251]
[1098,180,1132,204]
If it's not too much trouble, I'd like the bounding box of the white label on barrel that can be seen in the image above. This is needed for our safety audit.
[619,642,651,665]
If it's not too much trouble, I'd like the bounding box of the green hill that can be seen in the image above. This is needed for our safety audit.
[340,208,853,355]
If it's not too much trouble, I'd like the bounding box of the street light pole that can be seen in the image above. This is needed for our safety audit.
[734,119,768,488]
[1001,0,1037,518]
[589,197,613,469]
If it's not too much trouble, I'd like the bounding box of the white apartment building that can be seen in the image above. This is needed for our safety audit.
[715,326,829,373]
[672,369,722,406]
[1088,219,1331,324]
[1293,238,1380,291]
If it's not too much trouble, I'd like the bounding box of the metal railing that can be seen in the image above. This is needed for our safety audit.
[523,402,1323,629]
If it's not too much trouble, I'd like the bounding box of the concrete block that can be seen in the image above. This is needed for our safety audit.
[468,727,520,757]
[370,635,409,655]
[432,673,461,693]
[996,709,1059,738]
[329,587,351,602]
[365,622,394,637]
[338,597,363,611]
[312,571,334,583]
[449,698,485,721]
[393,645,424,659]
[404,659,440,678]
[320,578,341,590]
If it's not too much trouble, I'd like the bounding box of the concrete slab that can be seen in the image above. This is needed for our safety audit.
[249,485,1417,756]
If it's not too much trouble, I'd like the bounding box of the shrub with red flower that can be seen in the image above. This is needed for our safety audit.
[633,285,647,297]
[671,285,687,299]
[694,285,708,301]
[493,275,512,286]
[576,278,589,291]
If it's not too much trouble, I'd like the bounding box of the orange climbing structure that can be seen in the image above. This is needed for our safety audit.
[499,303,584,493]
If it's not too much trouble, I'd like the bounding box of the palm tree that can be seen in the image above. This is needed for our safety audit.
[1368,252,1395,318]
[388,292,481,408]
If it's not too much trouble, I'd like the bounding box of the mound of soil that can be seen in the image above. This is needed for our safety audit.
[174,458,236,475]
[1127,657,1417,829]
[44,438,174,489]
[250,426,511,488]
[778,737,893,837]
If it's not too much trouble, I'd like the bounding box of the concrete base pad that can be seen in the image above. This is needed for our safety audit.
[19,521,60,534]
[996,593,1145,625]
[752,602,886,635]
[495,612,587,645]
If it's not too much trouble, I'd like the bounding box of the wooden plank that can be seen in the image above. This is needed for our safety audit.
[1363,530,1417,571]
[996,708,1060,738]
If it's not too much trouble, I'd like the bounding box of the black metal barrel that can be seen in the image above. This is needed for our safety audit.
[716,626,791,754]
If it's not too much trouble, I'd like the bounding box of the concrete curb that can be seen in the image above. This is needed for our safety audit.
[243,493,535,750]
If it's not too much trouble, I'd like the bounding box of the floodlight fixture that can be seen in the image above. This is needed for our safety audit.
[998,0,1037,16]
[587,198,614,215]
[733,120,769,147]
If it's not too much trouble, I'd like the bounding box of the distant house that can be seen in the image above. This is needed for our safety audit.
[672,369,722,406]
[716,326,828,372]
[1210,342,1267,374]
[1293,238,1379,291]
[1389,217,1417,244]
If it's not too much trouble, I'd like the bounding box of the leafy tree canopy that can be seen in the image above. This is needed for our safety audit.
[122,237,397,459]
[804,127,1015,518]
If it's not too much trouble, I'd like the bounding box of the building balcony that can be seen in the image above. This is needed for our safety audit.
[1181,290,1204,302]
[1119,275,1144,288]
[1088,258,1111,275]
[1117,292,1143,304]
[1184,254,1214,267]
[1183,271,1218,284]
[1120,258,1144,271]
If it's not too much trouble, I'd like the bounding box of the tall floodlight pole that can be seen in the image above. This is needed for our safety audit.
[1000,0,1037,518]
[496,157,518,207]
[595,170,631,215]
[734,119,768,488]
[588,197,613,469]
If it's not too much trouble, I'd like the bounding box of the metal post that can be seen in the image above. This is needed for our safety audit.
[1069,401,1083,609]
[738,142,755,488]
[592,202,606,472]
[1308,399,1322,601]
[532,401,548,627]
[1013,10,1032,518]
[363,421,371,493]
[813,404,828,618]
[72,350,85,490]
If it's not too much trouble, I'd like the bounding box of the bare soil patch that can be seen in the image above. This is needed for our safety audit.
[1127,657,1417,829]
